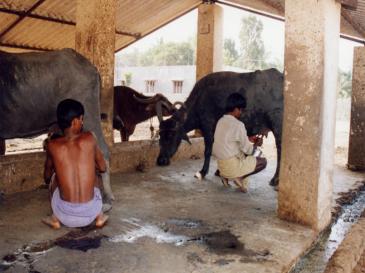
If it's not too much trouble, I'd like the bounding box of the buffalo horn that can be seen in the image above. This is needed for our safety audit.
[156,101,163,123]
[133,94,157,104]
[160,100,173,111]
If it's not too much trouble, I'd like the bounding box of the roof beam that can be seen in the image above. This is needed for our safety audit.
[341,10,365,41]
[217,0,364,44]
[0,42,52,51]
[216,0,284,21]
[340,0,358,10]
[115,2,201,52]
[0,8,140,38]
[0,0,46,40]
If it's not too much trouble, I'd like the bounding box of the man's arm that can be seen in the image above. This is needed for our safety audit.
[44,149,54,185]
[237,123,254,155]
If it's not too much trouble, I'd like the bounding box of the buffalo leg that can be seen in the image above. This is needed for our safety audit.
[121,127,128,141]
[198,125,214,179]
[270,136,281,186]
[83,110,114,202]
[0,138,4,155]
[268,111,282,186]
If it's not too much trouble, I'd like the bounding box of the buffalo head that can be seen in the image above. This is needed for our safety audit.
[133,93,176,122]
[156,106,191,166]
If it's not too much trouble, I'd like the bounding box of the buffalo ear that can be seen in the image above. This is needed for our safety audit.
[182,133,191,145]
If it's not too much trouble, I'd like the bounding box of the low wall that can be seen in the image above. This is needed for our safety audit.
[324,216,365,273]
[0,138,204,194]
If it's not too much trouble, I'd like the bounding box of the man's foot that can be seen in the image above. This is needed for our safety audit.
[96,214,109,228]
[42,216,61,229]
[233,178,248,193]
[220,177,230,187]
[214,169,220,177]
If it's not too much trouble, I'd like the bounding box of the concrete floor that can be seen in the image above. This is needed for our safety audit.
[0,158,364,273]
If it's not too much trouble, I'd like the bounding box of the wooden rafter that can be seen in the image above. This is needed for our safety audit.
[0,42,53,51]
[115,2,201,52]
[216,0,284,21]
[0,0,47,39]
[341,9,365,40]
[0,8,141,38]
[340,0,358,10]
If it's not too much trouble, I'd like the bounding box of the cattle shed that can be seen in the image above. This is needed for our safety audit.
[0,0,365,272]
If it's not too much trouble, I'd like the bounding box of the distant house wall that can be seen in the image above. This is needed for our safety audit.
[114,65,196,102]
[114,64,247,103]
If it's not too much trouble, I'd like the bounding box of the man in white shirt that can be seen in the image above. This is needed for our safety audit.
[212,93,267,192]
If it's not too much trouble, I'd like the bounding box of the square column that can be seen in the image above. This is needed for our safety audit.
[75,0,116,147]
[348,47,365,170]
[278,0,341,231]
[196,2,223,81]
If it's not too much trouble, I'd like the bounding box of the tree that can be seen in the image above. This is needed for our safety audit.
[223,38,239,66]
[124,72,132,86]
[139,38,195,66]
[117,48,140,67]
[338,69,352,98]
[237,15,268,70]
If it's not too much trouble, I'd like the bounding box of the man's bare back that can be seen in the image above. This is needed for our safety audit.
[47,132,105,203]
[42,99,108,229]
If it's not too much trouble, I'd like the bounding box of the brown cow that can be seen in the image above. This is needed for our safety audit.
[113,86,176,141]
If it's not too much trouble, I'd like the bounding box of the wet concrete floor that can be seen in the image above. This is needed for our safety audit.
[0,158,364,273]
[292,189,365,273]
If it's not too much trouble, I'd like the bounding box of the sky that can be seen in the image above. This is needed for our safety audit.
[117,4,363,72]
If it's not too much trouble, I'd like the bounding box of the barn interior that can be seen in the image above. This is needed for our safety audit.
[0,0,365,272]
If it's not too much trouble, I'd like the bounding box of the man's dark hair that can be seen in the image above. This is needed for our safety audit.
[57,99,84,131]
[225,93,246,113]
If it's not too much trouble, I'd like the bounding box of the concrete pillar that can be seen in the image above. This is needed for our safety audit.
[75,0,116,147]
[196,2,223,81]
[348,47,365,170]
[278,0,341,231]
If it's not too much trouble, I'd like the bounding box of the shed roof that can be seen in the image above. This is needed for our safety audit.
[0,0,364,53]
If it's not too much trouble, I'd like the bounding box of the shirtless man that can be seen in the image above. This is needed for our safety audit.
[42,99,108,229]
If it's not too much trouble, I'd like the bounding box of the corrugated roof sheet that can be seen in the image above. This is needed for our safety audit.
[0,0,364,53]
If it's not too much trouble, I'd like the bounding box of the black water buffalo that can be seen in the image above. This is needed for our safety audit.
[157,68,283,186]
[113,86,175,141]
[0,48,114,201]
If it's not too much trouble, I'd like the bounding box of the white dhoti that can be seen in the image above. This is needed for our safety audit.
[217,152,256,179]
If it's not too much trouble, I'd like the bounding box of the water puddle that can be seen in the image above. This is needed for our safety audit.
[166,218,202,229]
[110,218,270,263]
[0,226,106,272]
[109,218,189,246]
[292,189,365,273]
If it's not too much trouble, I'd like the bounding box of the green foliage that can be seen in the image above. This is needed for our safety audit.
[140,39,195,66]
[118,48,140,67]
[338,69,352,98]
[223,38,239,66]
[118,38,196,67]
[237,15,268,70]
[124,72,132,86]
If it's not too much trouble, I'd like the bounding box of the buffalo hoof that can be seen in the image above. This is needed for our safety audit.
[194,171,203,180]
[269,177,279,187]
